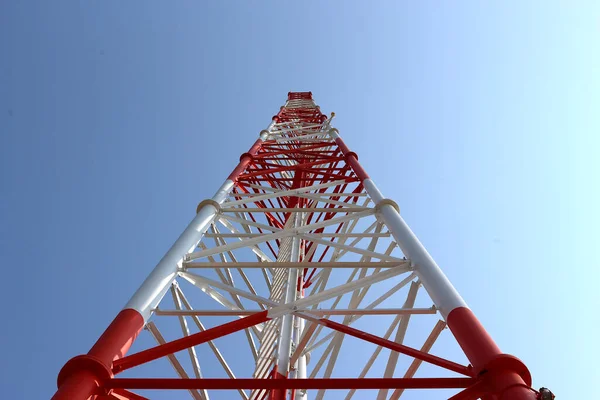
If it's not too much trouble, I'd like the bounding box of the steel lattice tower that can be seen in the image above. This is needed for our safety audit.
[54,93,543,400]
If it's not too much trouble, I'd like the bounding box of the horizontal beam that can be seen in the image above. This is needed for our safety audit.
[187,209,376,260]
[225,179,347,206]
[274,138,331,144]
[184,261,408,269]
[105,378,475,390]
[154,308,436,317]
[203,233,390,238]
[269,267,412,319]
[268,123,325,133]
[229,193,368,197]
[221,207,371,213]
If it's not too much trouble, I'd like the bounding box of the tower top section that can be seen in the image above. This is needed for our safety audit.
[273,92,326,124]
[287,91,313,100]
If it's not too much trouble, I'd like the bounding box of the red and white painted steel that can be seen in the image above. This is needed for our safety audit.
[54,93,540,400]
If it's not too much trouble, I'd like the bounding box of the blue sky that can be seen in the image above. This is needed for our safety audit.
[1,1,598,399]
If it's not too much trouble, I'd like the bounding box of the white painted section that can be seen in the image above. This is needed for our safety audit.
[268,267,409,319]
[223,179,347,208]
[328,128,340,139]
[276,214,301,375]
[362,179,384,203]
[153,308,435,316]
[124,180,236,321]
[363,178,468,319]
[260,126,272,140]
[295,316,307,400]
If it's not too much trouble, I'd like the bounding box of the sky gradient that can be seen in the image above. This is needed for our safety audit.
[1,2,598,398]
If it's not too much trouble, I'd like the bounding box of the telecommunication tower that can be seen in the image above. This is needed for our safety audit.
[53,93,547,400]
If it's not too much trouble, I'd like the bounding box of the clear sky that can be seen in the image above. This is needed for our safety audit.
[1,1,598,399]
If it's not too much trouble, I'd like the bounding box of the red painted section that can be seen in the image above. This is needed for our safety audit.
[276,93,324,124]
[446,307,502,371]
[228,138,264,181]
[53,369,104,400]
[267,365,279,400]
[447,380,487,400]
[113,310,269,373]
[232,117,365,287]
[447,307,535,399]
[272,371,288,400]
[105,377,475,390]
[89,309,145,364]
[287,92,313,100]
[53,309,144,400]
[334,137,370,181]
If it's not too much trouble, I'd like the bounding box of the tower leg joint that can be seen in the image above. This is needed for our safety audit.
[470,354,536,399]
[375,199,400,213]
[477,353,532,386]
[195,199,221,214]
[56,354,114,396]
[343,151,359,161]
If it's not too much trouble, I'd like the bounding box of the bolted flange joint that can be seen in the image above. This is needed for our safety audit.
[328,128,340,138]
[375,198,400,213]
[56,354,113,396]
[239,152,253,162]
[196,199,221,214]
[478,353,532,386]
[344,151,358,161]
[475,353,535,399]
[259,129,269,138]
[537,387,555,400]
